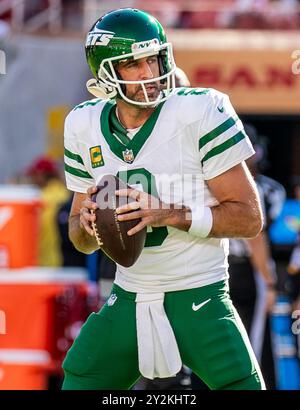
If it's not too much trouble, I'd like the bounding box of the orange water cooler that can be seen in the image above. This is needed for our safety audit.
[0,185,41,268]
[0,268,97,390]
[0,187,99,389]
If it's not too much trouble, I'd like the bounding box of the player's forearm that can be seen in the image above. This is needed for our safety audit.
[68,214,100,254]
[209,200,263,238]
[157,200,263,239]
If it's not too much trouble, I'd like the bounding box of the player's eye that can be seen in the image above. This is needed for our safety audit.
[126,61,138,69]
[147,56,158,65]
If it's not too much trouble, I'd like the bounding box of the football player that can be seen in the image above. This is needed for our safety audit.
[62,8,265,390]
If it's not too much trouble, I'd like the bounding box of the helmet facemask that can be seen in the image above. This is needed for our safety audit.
[87,42,176,107]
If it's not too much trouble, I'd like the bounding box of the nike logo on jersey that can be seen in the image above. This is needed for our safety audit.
[192,298,211,311]
[217,106,224,113]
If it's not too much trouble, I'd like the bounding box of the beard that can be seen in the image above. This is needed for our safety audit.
[126,82,161,104]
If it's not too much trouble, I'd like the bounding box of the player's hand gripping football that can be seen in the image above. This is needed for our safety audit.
[79,186,99,236]
[116,188,173,236]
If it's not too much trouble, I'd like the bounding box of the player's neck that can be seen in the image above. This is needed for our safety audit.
[116,100,155,129]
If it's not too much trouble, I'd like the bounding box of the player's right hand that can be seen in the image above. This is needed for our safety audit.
[79,186,99,236]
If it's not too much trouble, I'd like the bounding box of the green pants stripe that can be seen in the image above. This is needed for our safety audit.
[62,280,265,390]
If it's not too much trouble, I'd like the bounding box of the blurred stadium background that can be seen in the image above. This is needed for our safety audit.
[0,0,300,390]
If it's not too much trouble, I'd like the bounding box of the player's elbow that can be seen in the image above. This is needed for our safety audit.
[70,236,95,255]
[68,215,97,254]
[246,209,264,238]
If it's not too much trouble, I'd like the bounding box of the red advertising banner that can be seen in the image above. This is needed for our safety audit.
[170,30,300,114]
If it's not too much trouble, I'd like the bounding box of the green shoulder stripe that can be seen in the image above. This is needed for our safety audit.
[73,99,102,111]
[177,87,211,96]
[199,117,237,150]
[65,164,92,179]
[201,131,245,165]
[64,148,84,165]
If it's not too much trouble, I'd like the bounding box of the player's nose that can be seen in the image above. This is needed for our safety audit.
[139,60,154,80]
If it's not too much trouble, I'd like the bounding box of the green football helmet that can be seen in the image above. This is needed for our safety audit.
[85,8,176,106]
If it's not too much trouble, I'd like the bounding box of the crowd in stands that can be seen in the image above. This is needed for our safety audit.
[0,0,300,32]
[165,0,300,30]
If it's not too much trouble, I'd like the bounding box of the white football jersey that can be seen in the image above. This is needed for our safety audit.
[64,87,255,293]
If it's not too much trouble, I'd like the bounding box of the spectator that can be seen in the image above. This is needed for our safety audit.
[285,180,300,376]
[285,179,300,300]
[26,156,69,266]
[268,0,299,29]
[287,181,300,275]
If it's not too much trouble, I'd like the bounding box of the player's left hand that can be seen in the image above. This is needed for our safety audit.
[115,188,172,236]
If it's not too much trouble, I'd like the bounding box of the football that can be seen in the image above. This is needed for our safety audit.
[91,174,147,267]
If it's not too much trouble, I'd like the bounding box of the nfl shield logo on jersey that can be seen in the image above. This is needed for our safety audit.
[107,293,117,306]
[122,149,134,163]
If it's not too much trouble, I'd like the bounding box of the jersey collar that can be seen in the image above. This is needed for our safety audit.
[100,100,165,164]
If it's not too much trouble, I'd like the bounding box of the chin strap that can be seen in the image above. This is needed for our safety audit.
[86,78,117,99]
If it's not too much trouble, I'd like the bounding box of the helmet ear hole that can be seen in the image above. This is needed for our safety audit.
[158,55,165,84]
[158,50,170,85]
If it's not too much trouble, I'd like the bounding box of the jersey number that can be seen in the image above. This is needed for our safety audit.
[117,168,168,247]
